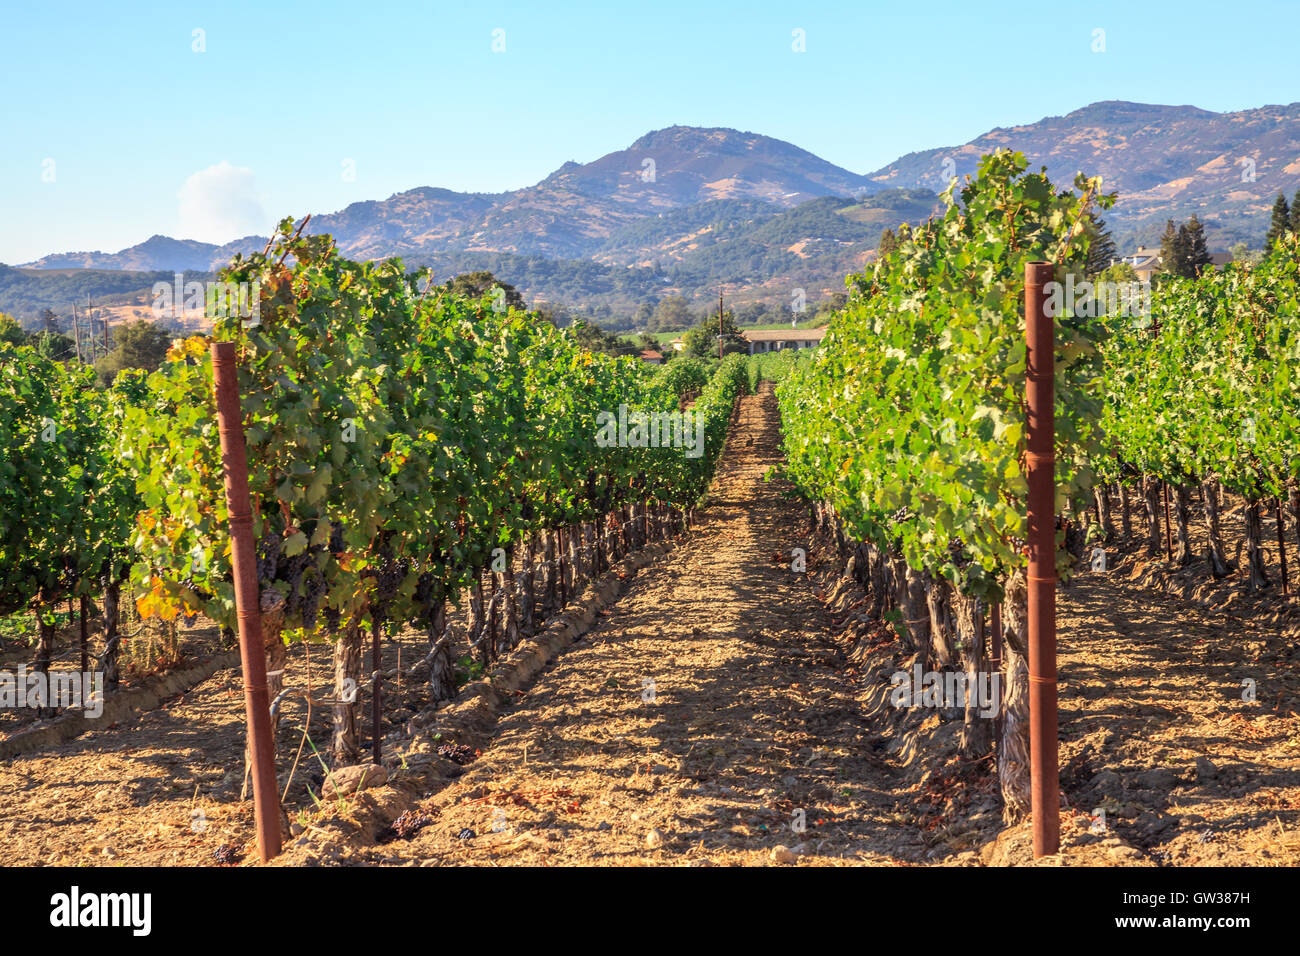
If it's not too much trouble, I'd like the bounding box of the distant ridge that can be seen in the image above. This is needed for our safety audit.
[12,101,1300,315]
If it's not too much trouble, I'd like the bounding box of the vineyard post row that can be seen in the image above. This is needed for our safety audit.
[132,230,751,861]
[774,151,1108,841]
[1096,231,1300,589]
[2,221,754,865]
[773,155,1300,854]
[206,350,748,864]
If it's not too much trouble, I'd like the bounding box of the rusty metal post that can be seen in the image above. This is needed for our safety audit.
[1024,262,1059,858]
[557,528,567,607]
[1277,499,1289,598]
[990,602,1002,670]
[371,616,382,764]
[78,595,89,676]
[212,341,282,862]
[1163,482,1173,557]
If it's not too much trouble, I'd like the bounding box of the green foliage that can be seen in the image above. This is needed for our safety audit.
[1266,194,1292,251]
[683,309,748,358]
[0,344,137,616]
[568,318,629,356]
[653,356,710,397]
[0,313,26,346]
[1182,216,1212,276]
[1160,219,1187,277]
[648,295,695,332]
[1097,261,1138,286]
[95,319,173,385]
[1085,214,1118,277]
[1158,216,1212,279]
[877,228,899,261]
[121,220,748,636]
[746,348,806,390]
[1099,234,1300,501]
[441,271,526,312]
[777,151,1111,599]
[1231,242,1264,266]
[28,331,77,362]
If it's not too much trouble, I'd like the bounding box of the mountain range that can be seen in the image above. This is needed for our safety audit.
[9,100,1300,321]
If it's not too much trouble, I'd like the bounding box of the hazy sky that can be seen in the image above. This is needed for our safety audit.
[3,0,1298,264]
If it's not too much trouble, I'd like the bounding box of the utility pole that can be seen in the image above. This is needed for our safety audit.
[85,295,95,359]
[71,304,82,364]
[87,293,111,356]
[718,288,724,361]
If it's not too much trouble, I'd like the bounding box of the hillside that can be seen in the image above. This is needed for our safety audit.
[0,263,215,320]
[5,189,939,320]
[865,100,1300,249]
[12,102,1300,320]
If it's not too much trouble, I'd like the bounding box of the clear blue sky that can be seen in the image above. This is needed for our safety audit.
[2,0,1297,264]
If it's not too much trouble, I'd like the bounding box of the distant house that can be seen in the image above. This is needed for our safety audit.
[638,349,664,365]
[741,328,827,355]
[1122,246,1164,283]
[668,337,686,352]
[1118,247,1233,281]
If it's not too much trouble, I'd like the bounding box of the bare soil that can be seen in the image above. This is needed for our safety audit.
[1,383,1296,867]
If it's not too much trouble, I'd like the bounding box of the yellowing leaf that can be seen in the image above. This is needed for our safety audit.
[283,531,309,557]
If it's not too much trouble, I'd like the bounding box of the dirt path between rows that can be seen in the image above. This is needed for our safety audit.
[1051,556,1300,865]
[333,383,917,866]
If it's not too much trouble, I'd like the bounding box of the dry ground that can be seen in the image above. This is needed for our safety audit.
[0,384,1296,866]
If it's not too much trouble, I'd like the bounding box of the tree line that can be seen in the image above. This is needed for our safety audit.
[0,308,175,387]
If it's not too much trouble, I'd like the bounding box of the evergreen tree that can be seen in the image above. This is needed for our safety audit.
[1182,215,1212,276]
[683,309,747,358]
[1159,220,1187,277]
[877,228,898,261]
[1085,213,1118,277]
[0,313,25,347]
[1290,189,1300,237]
[28,331,76,362]
[568,319,626,356]
[94,320,173,385]
[442,270,526,312]
[1265,193,1291,250]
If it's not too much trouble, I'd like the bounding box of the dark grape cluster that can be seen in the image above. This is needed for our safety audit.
[414,569,436,609]
[384,808,434,841]
[254,523,340,632]
[361,540,411,623]
[437,742,476,765]
[255,530,282,581]
[212,843,243,865]
[299,572,326,631]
